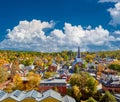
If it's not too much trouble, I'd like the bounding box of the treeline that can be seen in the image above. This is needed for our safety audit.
[0,49,120,58]
[0,49,120,67]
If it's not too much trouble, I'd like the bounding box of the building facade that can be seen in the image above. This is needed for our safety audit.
[39,79,66,95]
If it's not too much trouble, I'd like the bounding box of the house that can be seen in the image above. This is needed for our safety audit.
[22,90,42,102]
[39,79,66,95]
[2,90,23,102]
[0,89,76,102]
[0,90,8,102]
[62,95,76,102]
[38,89,62,102]
[101,69,120,93]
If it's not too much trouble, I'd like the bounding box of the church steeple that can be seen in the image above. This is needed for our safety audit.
[77,47,80,58]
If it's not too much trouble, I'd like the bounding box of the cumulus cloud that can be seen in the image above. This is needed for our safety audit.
[108,2,120,26]
[99,0,120,26]
[0,19,117,52]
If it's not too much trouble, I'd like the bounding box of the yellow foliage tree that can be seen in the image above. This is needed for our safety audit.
[27,72,41,90]
[13,72,41,91]
[0,59,9,67]
[44,72,52,79]
[0,67,9,84]
[73,85,80,97]
[13,74,23,90]
[72,85,81,101]
[85,54,94,62]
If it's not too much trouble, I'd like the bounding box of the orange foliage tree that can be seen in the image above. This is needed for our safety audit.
[0,59,9,67]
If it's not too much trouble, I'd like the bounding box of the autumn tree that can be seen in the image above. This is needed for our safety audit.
[85,54,94,62]
[70,72,98,100]
[13,74,23,90]
[44,72,53,79]
[10,60,20,79]
[108,64,120,72]
[21,58,33,66]
[0,67,9,84]
[27,72,41,90]
[85,97,97,102]
[0,58,9,67]
[72,85,81,101]
[99,91,117,102]
[74,64,80,74]
[13,72,41,91]
[34,58,44,67]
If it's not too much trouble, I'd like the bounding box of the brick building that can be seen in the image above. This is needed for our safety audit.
[39,78,66,95]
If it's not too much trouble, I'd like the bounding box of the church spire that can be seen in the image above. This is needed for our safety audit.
[77,46,80,58]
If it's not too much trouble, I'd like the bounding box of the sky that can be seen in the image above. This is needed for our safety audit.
[0,0,120,52]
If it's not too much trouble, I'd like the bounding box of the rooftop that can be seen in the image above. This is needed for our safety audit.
[40,78,66,84]
[0,89,76,102]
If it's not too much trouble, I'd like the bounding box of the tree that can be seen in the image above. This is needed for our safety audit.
[86,77,98,95]
[0,59,9,67]
[0,67,9,84]
[26,72,41,90]
[21,58,33,66]
[99,91,117,102]
[85,54,94,62]
[44,72,52,79]
[10,60,20,79]
[74,64,80,73]
[72,85,82,101]
[85,97,97,102]
[70,72,98,100]
[13,74,23,90]
[53,86,58,92]
[13,72,41,91]
[108,64,120,72]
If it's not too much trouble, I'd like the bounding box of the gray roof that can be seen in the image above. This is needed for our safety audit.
[0,89,76,102]
[38,89,62,101]
[25,90,42,99]
[40,78,66,84]
[8,90,25,101]
[62,95,76,102]
[0,90,8,101]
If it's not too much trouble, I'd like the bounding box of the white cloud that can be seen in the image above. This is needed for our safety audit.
[108,2,120,26]
[99,0,120,26]
[99,0,119,3]
[0,19,117,52]
[113,30,120,34]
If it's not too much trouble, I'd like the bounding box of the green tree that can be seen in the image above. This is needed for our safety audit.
[72,85,82,101]
[86,77,98,95]
[74,64,80,74]
[44,72,52,79]
[108,64,120,72]
[70,72,98,100]
[99,91,117,102]
[86,97,97,102]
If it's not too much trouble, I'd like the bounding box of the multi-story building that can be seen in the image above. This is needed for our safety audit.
[39,78,66,95]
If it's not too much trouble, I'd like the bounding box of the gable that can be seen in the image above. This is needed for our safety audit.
[21,97,36,102]
[40,97,60,102]
[2,97,16,102]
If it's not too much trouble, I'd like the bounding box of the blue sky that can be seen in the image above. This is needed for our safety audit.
[0,0,120,52]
